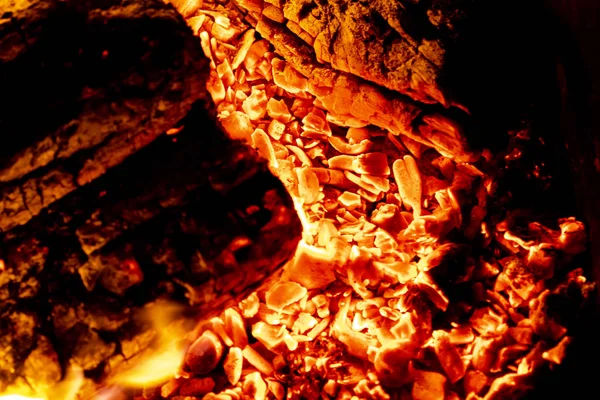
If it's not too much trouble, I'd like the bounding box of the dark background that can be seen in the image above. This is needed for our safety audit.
[446,0,600,397]
[540,0,600,397]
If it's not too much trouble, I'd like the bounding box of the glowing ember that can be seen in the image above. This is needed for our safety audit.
[160,2,594,398]
[14,0,590,398]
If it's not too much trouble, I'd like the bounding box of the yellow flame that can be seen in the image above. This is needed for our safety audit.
[0,396,44,400]
[109,301,190,388]
[0,365,83,400]
[293,197,319,242]
[110,340,185,387]
[51,366,84,400]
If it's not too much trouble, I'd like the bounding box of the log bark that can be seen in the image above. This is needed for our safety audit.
[0,104,301,389]
[0,0,210,231]
[0,0,301,392]
[235,0,476,107]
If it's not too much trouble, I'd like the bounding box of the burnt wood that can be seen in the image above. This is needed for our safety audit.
[0,102,301,391]
[0,0,210,231]
[237,0,476,107]
[0,0,301,393]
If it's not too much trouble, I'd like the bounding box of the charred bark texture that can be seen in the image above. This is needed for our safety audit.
[0,0,301,392]
[0,104,300,390]
[236,0,476,107]
[0,0,210,232]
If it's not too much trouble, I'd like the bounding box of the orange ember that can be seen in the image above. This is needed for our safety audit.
[122,0,597,399]
[3,1,593,399]
[90,1,598,399]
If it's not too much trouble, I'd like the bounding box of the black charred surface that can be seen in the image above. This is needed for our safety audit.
[0,0,210,231]
[0,101,301,390]
[0,0,302,390]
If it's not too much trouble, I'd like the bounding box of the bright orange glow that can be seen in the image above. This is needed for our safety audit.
[0,365,83,400]
[293,198,318,241]
[109,301,189,388]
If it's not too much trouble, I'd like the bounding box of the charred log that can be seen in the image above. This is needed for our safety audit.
[0,0,210,231]
[0,0,301,392]
[234,0,476,107]
[0,101,301,390]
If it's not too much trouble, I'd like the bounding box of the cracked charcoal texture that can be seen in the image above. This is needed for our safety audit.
[0,0,301,392]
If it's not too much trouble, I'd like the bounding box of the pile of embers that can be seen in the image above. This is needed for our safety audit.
[140,1,595,399]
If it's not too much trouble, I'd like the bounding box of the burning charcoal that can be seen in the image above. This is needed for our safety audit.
[526,243,558,280]
[347,246,384,299]
[393,156,423,217]
[464,370,488,396]
[223,347,244,385]
[328,136,374,155]
[185,331,224,375]
[223,309,249,349]
[410,365,447,400]
[373,340,415,386]
[472,337,505,374]
[179,377,216,396]
[221,111,254,142]
[483,373,533,400]
[252,322,295,354]
[266,378,285,400]
[239,292,261,319]
[494,257,540,307]
[333,300,379,361]
[242,345,275,376]
[171,1,596,398]
[243,371,268,400]
[557,218,587,254]
[282,241,340,290]
[432,331,467,383]
[529,290,568,341]
[542,336,571,364]
[265,281,307,312]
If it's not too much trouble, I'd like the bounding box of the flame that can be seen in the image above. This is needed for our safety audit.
[111,341,185,387]
[109,301,189,388]
[0,365,83,400]
[292,197,319,241]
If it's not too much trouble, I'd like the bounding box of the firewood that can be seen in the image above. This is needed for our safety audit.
[0,0,301,393]
[0,0,211,232]
[234,0,475,107]
[0,103,301,390]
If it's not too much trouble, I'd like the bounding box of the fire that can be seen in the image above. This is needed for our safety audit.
[108,301,190,388]
[158,1,595,399]
[110,340,185,387]
[5,1,593,398]
[0,366,83,400]
[0,396,44,400]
